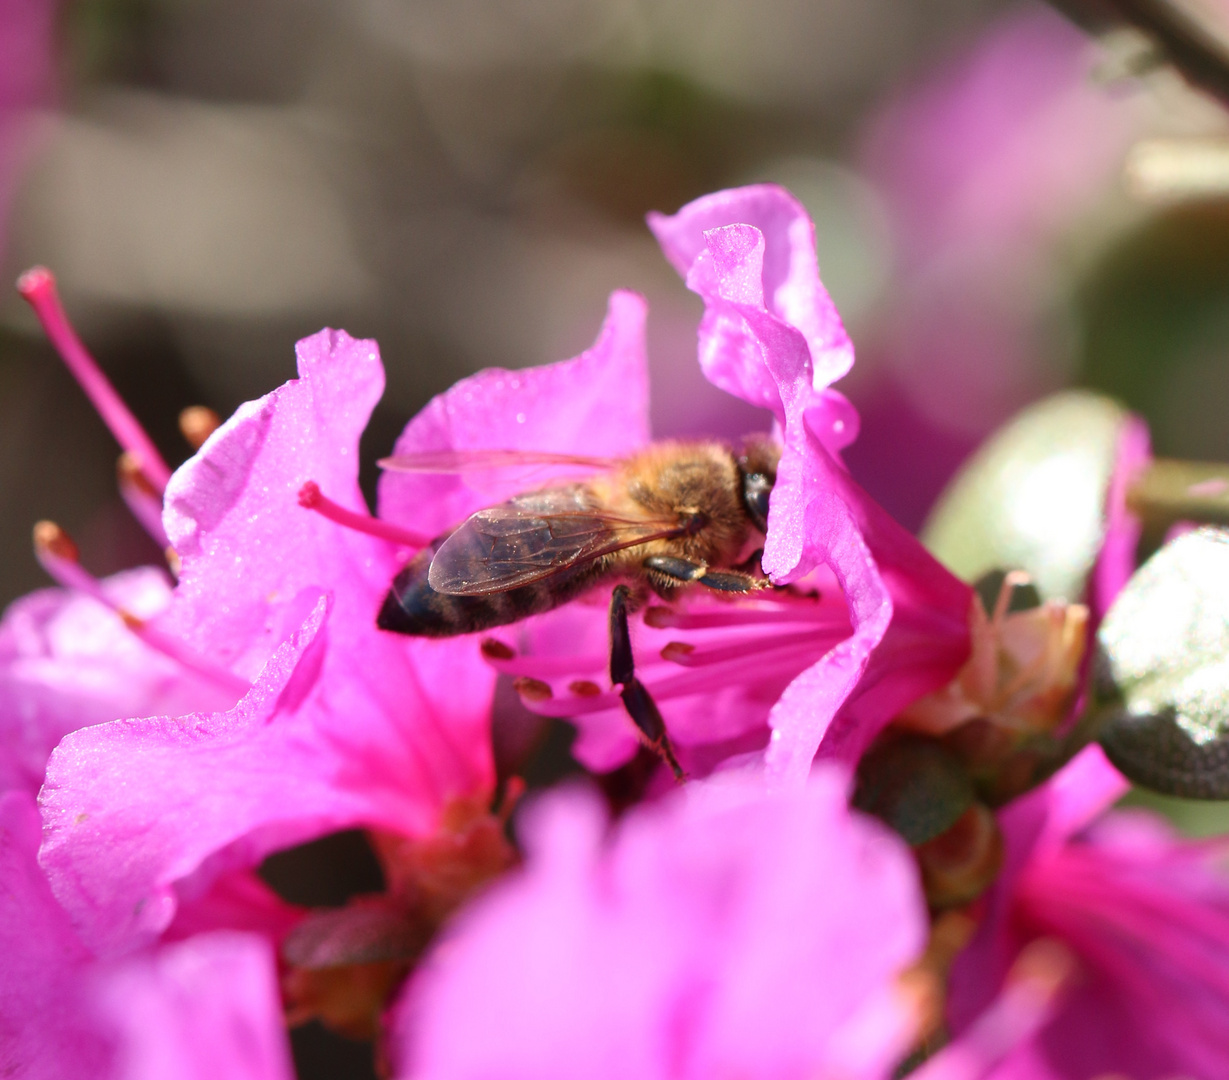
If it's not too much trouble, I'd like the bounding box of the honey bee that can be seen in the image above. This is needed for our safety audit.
[376,437,780,778]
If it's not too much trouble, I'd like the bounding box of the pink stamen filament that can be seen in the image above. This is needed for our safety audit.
[645,602,848,630]
[34,523,250,697]
[522,646,815,718]
[18,268,173,492]
[298,481,429,548]
[117,452,171,549]
[660,626,847,669]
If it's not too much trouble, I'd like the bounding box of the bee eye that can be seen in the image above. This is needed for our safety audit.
[742,472,773,533]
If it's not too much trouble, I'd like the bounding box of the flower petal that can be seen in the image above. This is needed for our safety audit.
[0,790,111,1079]
[649,184,854,390]
[39,594,337,956]
[397,769,925,1080]
[97,932,295,1080]
[0,568,234,796]
[378,289,651,537]
[161,328,391,678]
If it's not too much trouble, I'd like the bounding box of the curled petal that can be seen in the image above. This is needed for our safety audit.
[649,184,854,389]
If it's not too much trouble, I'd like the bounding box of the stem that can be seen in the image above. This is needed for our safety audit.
[1126,457,1229,529]
[1047,0,1229,110]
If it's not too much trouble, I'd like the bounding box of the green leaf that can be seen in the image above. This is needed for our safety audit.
[1096,527,1229,799]
[922,391,1130,601]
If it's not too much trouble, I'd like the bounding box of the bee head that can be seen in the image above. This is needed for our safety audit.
[737,436,779,534]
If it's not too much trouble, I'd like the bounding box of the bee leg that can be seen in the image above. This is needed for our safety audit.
[642,555,708,583]
[696,569,765,593]
[609,584,685,782]
[642,555,764,595]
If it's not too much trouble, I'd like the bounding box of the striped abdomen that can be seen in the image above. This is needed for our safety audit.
[377,542,606,637]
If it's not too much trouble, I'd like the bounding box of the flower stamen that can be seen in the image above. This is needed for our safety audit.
[658,626,846,669]
[33,520,250,697]
[644,602,847,630]
[18,267,173,492]
[117,452,171,550]
[297,481,429,548]
[178,405,221,450]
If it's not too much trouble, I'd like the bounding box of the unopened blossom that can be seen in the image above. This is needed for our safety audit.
[396,768,929,1080]
[0,789,294,1080]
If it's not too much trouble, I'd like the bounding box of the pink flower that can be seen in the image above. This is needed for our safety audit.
[849,6,1152,518]
[650,187,973,783]
[0,789,294,1080]
[948,745,1229,1079]
[40,326,496,958]
[395,768,929,1080]
[33,185,976,1046]
[431,187,972,782]
[862,7,1143,271]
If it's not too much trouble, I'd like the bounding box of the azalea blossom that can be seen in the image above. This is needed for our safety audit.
[14,178,1187,1078]
[945,744,1229,1080]
[35,324,505,1024]
[18,183,984,1065]
[411,185,973,783]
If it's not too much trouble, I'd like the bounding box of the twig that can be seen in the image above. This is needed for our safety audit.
[1046,0,1229,109]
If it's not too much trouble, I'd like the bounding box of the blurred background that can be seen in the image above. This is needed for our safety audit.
[6,0,1229,1074]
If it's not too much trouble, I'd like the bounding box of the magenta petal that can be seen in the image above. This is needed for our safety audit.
[651,191,861,583]
[397,770,925,1080]
[379,290,651,536]
[165,869,303,945]
[96,932,294,1080]
[649,185,854,389]
[763,490,891,788]
[0,568,234,796]
[39,595,343,956]
[651,208,854,580]
[2,791,293,1080]
[161,328,390,678]
[0,790,112,1080]
[947,746,1129,1034]
[766,416,972,781]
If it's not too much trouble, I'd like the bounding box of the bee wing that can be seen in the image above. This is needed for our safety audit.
[427,494,682,596]
[377,449,615,473]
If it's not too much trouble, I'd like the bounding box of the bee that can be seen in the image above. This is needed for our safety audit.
[376,437,780,778]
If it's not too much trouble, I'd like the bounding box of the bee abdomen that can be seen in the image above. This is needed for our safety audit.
[377,547,602,637]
